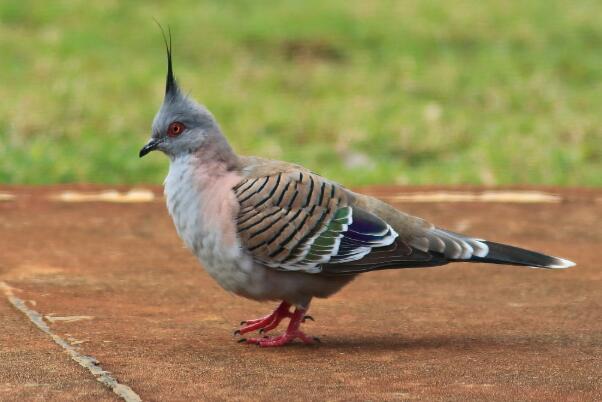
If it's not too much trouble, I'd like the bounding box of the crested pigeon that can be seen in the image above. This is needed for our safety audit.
[139,33,575,347]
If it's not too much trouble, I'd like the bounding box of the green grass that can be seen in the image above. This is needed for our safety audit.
[1,0,600,186]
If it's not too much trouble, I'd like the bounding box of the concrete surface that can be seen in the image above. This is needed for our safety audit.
[0,185,600,401]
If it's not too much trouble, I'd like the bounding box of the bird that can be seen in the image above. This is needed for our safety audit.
[139,32,575,347]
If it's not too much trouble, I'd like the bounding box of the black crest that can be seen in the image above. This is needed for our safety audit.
[155,21,179,98]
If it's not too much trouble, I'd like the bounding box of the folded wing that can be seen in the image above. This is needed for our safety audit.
[234,170,399,273]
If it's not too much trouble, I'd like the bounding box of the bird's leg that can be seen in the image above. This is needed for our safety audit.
[235,301,291,335]
[245,306,317,347]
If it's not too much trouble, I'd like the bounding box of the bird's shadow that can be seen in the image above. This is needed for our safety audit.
[312,333,571,352]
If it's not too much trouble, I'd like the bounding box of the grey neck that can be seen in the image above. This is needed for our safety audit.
[184,129,241,173]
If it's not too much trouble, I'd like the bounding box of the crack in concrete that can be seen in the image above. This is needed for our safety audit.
[45,314,95,323]
[0,281,142,402]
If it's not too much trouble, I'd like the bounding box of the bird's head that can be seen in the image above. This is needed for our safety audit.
[140,28,219,159]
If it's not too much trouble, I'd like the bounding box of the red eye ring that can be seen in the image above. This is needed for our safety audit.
[167,122,185,137]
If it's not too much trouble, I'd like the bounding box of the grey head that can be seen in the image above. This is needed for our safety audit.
[139,30,235,165]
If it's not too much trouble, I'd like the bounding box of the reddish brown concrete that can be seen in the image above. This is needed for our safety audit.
[0,185,600,401]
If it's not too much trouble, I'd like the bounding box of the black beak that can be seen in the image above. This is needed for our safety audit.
[139,138,161,158]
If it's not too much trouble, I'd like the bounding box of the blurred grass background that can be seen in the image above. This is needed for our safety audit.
[0,0,600,186]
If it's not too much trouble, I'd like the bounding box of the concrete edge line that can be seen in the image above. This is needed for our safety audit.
[0,282,142,402]
[52,189,155,203]
[379,190,562,203]
[47,190,563,204]
[0,192,15,201]
[0,189,581,204]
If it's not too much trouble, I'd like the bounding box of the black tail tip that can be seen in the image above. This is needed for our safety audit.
[474,241,576,269]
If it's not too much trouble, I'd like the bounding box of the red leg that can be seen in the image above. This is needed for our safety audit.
[245,307,317,347]
[235,301,291,336]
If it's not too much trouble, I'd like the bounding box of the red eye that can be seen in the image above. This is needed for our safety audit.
[167,122,185,137]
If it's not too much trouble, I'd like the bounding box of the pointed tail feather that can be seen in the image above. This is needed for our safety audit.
[468,241,575,269]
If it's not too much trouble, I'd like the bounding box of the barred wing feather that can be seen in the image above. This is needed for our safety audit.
[233,171,397,273]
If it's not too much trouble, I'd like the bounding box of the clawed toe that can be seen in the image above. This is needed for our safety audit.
[237,305,317,347]
[245,330,316,347]
[234,301,293,336]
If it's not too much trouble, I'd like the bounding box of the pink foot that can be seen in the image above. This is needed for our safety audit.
[235,301,291,336]
[244,307,319,347]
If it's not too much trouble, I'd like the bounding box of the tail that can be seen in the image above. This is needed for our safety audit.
[319,227,575,276]
[412,228,576,270]
[468,241,575,269]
